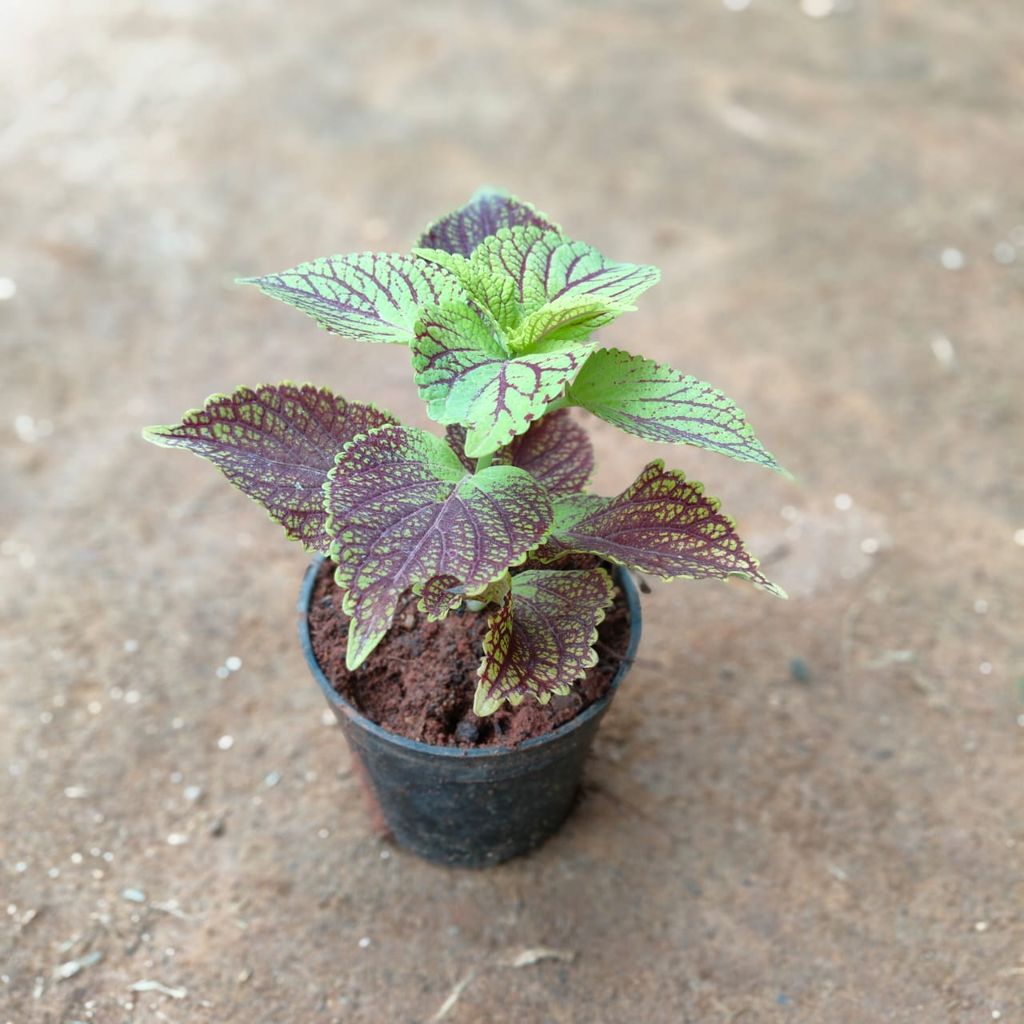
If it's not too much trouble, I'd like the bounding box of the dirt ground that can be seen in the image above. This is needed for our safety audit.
[2,2,1022,1021]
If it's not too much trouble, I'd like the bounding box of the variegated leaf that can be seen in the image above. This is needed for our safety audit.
[413,304,593,458]
[325,425,553,668]
[240,253,462,344]
[537,460,785,596]
[474,568,615,716]
[472,226,660,315]
[417,187,560,257]
[493,409,594,494]
[567,348,783,472]
[413,247,523,337]
[508,296,622,354]
[143,383,395,553]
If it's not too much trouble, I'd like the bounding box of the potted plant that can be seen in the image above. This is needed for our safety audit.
[144,188,785,867]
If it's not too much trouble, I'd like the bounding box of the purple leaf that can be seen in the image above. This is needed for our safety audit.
[537,461,785,596]
[474,568,615,716]
[143,383,396,553]
[493,409,594,494]
[417,188,560,257]
[325,425,553,668]
[444,424,475,472]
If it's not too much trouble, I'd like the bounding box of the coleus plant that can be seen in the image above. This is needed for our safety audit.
[144,189,786,717]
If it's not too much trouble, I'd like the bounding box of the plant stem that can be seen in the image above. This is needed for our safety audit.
[474,452,493,472]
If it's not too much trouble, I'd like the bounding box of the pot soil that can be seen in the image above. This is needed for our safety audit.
[299,557,641,867]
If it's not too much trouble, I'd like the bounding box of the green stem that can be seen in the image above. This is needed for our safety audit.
[474,452,494,472]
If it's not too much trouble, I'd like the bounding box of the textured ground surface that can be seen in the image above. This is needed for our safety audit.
[2,2,1022,1022]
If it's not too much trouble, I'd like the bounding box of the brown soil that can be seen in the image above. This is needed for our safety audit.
[307,560,632,748]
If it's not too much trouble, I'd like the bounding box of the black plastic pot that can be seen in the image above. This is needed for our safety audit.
[298,558,642,868]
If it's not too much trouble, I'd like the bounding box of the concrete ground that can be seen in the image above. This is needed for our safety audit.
[2,1,1022,1021]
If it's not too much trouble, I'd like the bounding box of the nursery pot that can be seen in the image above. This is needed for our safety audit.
[298,557,642,868]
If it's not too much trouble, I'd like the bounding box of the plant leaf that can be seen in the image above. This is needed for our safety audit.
[325,425,553,668]
[508,296,622,354]
[536,460,785,596]
[567,348,783,472]
[417,187,560,258]
[413,248,523,337]
[239,254,462,344]
[473,568,615,716]
[413,304,593,458]
[143,383,396,553]
[443,424,475,472]
[493,409,594,494]
[472,226,660,315]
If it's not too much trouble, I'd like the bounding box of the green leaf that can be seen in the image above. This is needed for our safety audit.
[417,187,560,258]
[413,248,523,338]
[508,296,622,354]
[471,226,660,315]
[566,348,783,472]
[240,253,462,344]
[536,460,786,596]
[412,304,594,458]
[474,568,615,716]
[143,383,396,553]
[325,425,553,668]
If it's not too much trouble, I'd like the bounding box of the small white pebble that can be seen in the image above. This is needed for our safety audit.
[940,247,966,270]
[48,867,60,878]
[0,277,17,300]
[184,785,203,801]
[834,493,853,511]
[167,833,189,846]
[64,786,88,799]
[102,851,113,862]
[974,920,988,932]
[860,538,880,555]
[91,868,103,880]
[87,701,102,715]
[974,599,988,614]
[123,638,139,653]
[993,241,1016,265]
[358,936,371,949]
[979,662,992,675]
[264,771,282,788]
[171,717,184,730]
[217,735,234,751]
[801,0,833,16]
[215,666,230,680]
[15,862,27,873]
[70,852,83,865]
[321,709,336,726]
[1017,714,1024,728]
[39,711,53,725]
[930,333,956,368]
[1014,528,1024,547]
[722,0,751,10]
[317,828,330,839]
[225,656,242,672]
[379,849,391,860]
[992,1010,1002,1019]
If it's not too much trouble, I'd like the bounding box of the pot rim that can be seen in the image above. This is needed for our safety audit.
[299,556,642,761]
